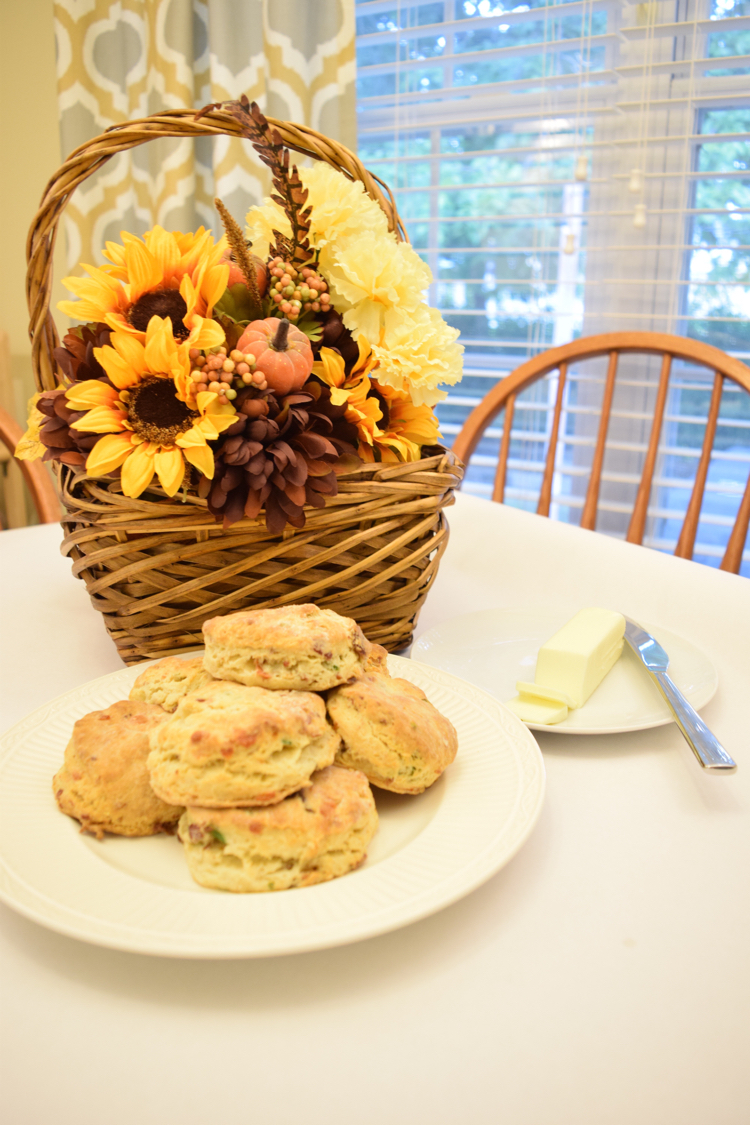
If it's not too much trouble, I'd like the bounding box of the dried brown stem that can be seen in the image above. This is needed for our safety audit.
[226,97,313,266]
[214,197,263,315]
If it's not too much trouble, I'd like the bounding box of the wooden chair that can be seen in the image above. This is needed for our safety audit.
[0,404,60,527]
[452,332,750,574]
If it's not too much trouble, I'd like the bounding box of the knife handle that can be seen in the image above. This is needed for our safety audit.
[653,672,736,772]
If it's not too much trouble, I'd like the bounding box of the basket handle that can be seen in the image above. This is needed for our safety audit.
[26,106,405,392]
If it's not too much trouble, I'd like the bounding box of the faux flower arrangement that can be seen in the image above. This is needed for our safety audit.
[18,99,463,534]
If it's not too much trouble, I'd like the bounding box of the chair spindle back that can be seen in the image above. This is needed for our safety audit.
[452,332,750,574]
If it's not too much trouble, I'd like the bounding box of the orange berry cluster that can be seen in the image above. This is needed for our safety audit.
[189,346,268,405]
[267,258,332,321]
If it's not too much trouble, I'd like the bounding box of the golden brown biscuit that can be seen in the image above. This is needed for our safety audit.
[53,700,180,839]
[147,679,339,808]
[178,766,378,892]
[326,671,458,794]
[365,644,390,674]
[202,604,371,691]
[129,656,214,713]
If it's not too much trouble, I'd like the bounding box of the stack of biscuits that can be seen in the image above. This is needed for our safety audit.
[53,604,458,893]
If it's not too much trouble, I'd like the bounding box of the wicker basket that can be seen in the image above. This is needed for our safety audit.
[26,108,463,664]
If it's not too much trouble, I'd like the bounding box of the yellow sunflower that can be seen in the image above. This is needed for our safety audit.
[65,318,236,498]
[58,226,229,351]
[365,378,441,463]
[313,338,440,463]
[313,340,382,456]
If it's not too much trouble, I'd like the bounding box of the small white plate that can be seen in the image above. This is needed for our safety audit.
[412,610,718,735]
[0,655,544,958]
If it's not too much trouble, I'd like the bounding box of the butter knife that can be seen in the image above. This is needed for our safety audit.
[623,618,736,772]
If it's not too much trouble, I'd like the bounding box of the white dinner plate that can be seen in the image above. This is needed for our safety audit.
[412,610,718,735]
[0,655,544,959]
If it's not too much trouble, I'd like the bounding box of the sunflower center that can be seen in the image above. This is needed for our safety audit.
[128,289,190,339]
[127,377,196,443]
[370,385,391,428]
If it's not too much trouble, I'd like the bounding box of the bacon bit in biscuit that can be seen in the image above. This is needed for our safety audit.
[190,730,204,743]
[220,747,234,758]
[188,823,203,842]
[248,820,263,834]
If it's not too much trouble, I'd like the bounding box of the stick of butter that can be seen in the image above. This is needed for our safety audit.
[534,608,625,709]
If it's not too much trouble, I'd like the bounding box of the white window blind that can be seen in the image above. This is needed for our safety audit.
[355,0,750,575]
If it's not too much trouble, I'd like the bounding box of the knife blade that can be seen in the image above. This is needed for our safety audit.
[623,617,736,772]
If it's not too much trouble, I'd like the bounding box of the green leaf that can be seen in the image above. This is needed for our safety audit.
[291,310,324,343]
[214,283,265,324]
[209,828,226,845]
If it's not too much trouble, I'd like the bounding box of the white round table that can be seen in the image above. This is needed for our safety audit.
[1,492,748,1125]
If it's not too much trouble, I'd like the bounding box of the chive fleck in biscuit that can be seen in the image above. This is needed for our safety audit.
[202,604,371,691]
[129,656,214,713]
[53,700,180,839]
[147,679,339,808]
[178,766,378,892]
[327,671,458,794]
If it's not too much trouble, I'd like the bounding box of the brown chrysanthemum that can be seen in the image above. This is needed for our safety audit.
[201,380,360,533]
[15,323,113,470]
[35,388,99,468]
[53,322,113,384]
[315,307,360,371]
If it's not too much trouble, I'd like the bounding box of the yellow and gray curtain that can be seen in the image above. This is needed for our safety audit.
[54,0,356,270]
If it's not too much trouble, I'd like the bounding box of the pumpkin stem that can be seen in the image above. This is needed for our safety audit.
[272,318,291,351]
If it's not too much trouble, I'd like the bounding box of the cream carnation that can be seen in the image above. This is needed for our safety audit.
[301,163,393,270]
[244,163,463,409]
[245,199,291,260]
[371,305,464,407]
[326,235,432,343]
[244,164,392,266]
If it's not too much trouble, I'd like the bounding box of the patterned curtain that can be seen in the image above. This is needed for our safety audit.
[54,0,356,271]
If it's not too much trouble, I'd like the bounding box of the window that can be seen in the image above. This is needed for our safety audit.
[355,0,750,574]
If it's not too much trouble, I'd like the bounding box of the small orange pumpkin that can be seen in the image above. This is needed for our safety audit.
[220,248,267,295]
[236,318,314,396]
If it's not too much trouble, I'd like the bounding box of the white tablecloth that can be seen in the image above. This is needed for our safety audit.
[1,492,748,1125]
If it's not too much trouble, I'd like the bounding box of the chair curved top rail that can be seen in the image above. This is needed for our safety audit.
[452,332,750,464]
[0,406,60,525]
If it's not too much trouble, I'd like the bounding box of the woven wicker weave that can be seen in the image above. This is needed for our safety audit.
[26,107,463,664]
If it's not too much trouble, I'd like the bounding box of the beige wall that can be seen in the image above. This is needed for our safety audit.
[0,0,64,423]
